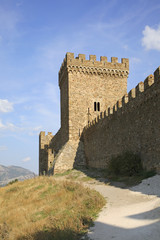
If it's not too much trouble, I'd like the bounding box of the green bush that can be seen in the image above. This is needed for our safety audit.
[7,179,18,185]
[108,152,143,176]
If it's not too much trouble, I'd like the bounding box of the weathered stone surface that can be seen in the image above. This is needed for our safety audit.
[83,68,160,172]
[39,131,54,175]
[39,52,160,175]
[39,52,129,175]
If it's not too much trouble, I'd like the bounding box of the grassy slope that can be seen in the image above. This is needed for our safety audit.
[0,176,105,240]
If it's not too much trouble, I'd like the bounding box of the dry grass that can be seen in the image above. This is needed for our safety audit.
[0,176,105,240]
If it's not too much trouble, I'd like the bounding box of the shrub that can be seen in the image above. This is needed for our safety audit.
[108,152,143,176]
[0,222,11,239]
[7,179,18,185]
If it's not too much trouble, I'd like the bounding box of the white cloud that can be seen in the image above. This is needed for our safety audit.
[22,157,31,162]
[0,99,14,113]
[142,25,160,51]
[0,145,7,151]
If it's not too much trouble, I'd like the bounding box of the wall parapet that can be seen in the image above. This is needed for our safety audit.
[59,52,129,87]
[39,131,54,175]
[83,65,160,172]
[84,66,160,131]
[39,131,53,149]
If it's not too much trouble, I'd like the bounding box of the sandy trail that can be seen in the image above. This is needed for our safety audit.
[83,175,160,240]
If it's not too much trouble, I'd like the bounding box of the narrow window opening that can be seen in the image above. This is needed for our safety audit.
[94,102,100,111]
[97,102,100,111]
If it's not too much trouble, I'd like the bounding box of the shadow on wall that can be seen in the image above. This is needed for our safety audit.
[73,137,87,168]
[74,164,160,198]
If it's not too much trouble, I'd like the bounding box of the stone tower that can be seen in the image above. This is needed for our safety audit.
[59,52,129,140]
[39,52,129,174]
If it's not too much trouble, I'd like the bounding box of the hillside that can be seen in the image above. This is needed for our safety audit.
[0,165,36,186]
[0,175,105,240]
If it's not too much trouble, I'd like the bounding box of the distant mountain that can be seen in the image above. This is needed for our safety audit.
[0,165,36,187]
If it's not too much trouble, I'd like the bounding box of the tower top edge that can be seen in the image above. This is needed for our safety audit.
[59,52,129,75]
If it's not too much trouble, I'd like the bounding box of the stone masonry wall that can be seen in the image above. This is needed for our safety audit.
[39,131,54,175]
[39,52,129,175]
[39,126,70,175]
[59,53,129,141]
[60,73,69,142]
[83,67,160,172]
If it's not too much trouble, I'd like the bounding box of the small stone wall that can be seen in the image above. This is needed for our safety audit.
[39,131,54,175]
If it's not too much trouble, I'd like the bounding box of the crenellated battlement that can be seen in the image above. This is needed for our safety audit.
[39,131,53,149]
[59,52,129,87]
[84,66,160,130]
[83,65,160,172]
[39,50,160,175]
[39,131,54,175]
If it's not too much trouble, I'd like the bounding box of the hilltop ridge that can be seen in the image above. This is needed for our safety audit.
[0,164,36,186]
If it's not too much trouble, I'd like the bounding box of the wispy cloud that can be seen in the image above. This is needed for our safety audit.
[0,7,19,39]
[0,118,42,136]
[142,25,160,51]
[28,126,42,136]
[13,96,31,105]
[44,82,59,104]
[0,145,7,151]
[130,57,141,64]
[123,45,129,50]
[16,1,23,7]
[0,99,14,113]
[22,156,31,162]
[37,39,71,72]
[0,119,17,131]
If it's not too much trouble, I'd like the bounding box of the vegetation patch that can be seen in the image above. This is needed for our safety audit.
[54,169,73,177]
[81,176,94,182]
[7,179,18,185]
[106,152,156,185]
[0,176,105,240]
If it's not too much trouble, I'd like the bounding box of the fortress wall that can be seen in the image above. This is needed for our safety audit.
[83,67,160,172]
[59,52,129,140]
[50,127,69,154]
[60,73,69,140]
[68,69,128,140]
[39,131,54,175]
[39,127,69,175]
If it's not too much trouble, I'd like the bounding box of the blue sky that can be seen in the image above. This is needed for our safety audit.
[0,0,160,174]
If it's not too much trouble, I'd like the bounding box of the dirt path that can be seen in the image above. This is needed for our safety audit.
[83,175,160,240]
